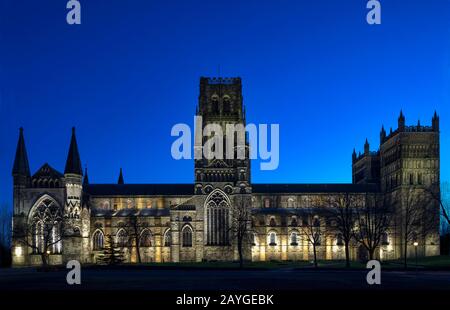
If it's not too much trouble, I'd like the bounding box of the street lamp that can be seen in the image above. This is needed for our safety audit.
[413,241,419,271]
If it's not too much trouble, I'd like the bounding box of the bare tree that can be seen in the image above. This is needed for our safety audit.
[325,193,358,268]
[423,182,450,228]
[353,193,391,261]
[399,187,438,268]
[126,210,144,263]
[300,209,323,268]
[230,195,252,269]
[14,202,65,267]
[0,203,12,267]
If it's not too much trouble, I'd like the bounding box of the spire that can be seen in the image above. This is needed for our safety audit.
[352,148,357,162]
[83,166,89,185]
[432,110,439,131]
[117,168,124,184]
[380,125,386,144]
[364,138,370,155]
[12,127,31,177]
[398,109,405,131]
[64,127,83,175]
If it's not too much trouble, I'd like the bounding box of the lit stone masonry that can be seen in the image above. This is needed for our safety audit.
[11,78,440,266]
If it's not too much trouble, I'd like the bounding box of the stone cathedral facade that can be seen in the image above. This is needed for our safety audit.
[11,77,440,266]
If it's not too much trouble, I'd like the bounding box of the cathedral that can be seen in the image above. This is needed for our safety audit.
[11,77,441,266]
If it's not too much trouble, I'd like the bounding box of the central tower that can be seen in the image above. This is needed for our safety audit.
[194,77,251,196]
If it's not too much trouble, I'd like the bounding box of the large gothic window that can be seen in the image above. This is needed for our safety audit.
[182,226,193,247]
[205,190,230,246]
[93,230,104,250]
[139,229,153,247]
[116,229,129,248]
[223,96,231,114]
[30,198,62,254]
[211,95,219,114]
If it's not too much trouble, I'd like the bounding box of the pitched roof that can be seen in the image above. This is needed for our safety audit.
[84,184,194,196]
[64,127,83,175]
[32,163,64,179]
[84,183,378,196]
[12,128,30,176]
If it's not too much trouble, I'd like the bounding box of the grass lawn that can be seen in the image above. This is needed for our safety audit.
[383,255,450,269]
[77,255,450,271]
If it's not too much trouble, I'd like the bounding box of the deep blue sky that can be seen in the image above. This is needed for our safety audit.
[1,0,450,208]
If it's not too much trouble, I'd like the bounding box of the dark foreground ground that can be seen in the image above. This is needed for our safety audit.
[0,267,450,290]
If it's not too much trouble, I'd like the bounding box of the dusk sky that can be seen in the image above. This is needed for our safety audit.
[1,0,450,208]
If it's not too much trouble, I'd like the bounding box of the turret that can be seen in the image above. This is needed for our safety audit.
[64,127,83,218]
[12,127,30,186]
[83,167,89,186]
[364,138,370,155]
[64,127,83,177]
[432,111,439,131]
[118,168,124,184]
[380,125,386,144]
[398,110,405,131]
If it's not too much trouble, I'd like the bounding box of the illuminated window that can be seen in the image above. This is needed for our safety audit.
[139,229,152,247]
[116,229,129,248]
[164,229,171,247]
[269,232,277,246]
[182,226,193,247]
[290,232,298,246]
[269,217,276,227]
[290,217,298,227]
[93,230,104,250]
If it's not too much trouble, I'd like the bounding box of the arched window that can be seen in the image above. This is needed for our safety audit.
[116,229,129,248]
[205,190,230,246]
[287,198,295,208]
[30,197,62,254]
[269,232,277,246]
[164,229,171,247]
[290,217,298,227]
[139,229,152,247]
[33,221,43,253]
[264,198,271,208]
[211,95,219,114]
[223,96,231,114]
[93,230,104,250]
[290,232,298,246]
[269,217,276,227]
[313,217,320,227]
[182,226,193,247]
